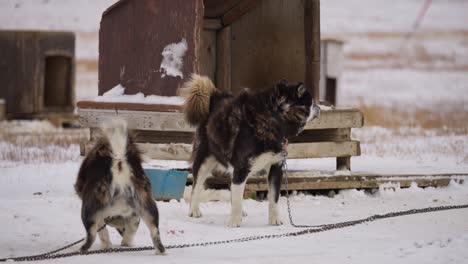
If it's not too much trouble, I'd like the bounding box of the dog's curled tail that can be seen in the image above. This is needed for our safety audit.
[179,74,217,126]
[101,118,128,160]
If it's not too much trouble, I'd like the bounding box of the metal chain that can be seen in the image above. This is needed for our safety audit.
[2,154,468,262]
[282,150,326,228]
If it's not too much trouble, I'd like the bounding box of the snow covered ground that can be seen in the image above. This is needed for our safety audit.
[1,162,468,263]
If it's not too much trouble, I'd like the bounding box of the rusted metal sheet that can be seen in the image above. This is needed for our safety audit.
[98,0,204,96]
[0,30,74,118]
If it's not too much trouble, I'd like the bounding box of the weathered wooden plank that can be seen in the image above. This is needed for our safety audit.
[200,30,217,81]
[221,0,261,26]
[216,25,231,91]
[204,0,240,18]
[83,141,192,160]
[304,0,320,102]
[188,172,468,191]
[83,140,359,161]
[230,0,306,92]
[137,143,192,160]
[287,141,360,159]
[203,19,222,30]
[76,101,183,112]
[78,108,364,131]
[291,128,350,143]
[78,108,194,132]
[245,178,462,192]
[304,109,364,129]
[90,127,193,144]
[0,99,5,120]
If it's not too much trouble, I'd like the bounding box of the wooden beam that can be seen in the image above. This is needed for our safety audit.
[83,141,192,161]
[83,140,359,161]
[78,108,194,132]
[0,99,6,120]
[292,128,350,143]
[304,0,320,102]
[216,25,232,91]
[304,109,364,130]
[203,19,222,30]
[78,108,363,131]
[221,0,261,26]
[287,141,360,159]
[90,127,194,144]
[190,172,468,191]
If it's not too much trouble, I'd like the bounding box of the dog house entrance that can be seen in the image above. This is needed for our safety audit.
[43,56,72,110]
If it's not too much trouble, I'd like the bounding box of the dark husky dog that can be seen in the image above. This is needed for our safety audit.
[180,75,320,227]
[74,119,165,254]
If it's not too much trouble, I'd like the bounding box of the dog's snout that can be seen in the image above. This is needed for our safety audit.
[307,104,321,122]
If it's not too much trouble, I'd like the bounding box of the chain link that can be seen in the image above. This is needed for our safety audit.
[2,155,468,262]
[282,150,325,228]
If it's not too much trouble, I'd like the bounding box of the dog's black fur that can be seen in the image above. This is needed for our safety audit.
[74,119,165,254]
[180,75,320,227]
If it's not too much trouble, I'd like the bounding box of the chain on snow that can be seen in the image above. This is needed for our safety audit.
[2,152,468,262]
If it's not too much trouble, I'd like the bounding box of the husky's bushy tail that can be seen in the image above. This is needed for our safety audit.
[101,118,129,160]
[179,74,218,126]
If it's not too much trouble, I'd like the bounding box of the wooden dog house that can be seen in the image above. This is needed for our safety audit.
[0,30,75,125]
[78,0,365,192]
[96,0,320,100]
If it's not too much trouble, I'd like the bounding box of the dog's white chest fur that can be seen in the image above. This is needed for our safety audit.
[249,152,284,172]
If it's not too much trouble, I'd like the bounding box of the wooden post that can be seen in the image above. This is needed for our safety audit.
[304,0,320,103]
[216,26,231,91]
[0,98,5,120]
[337,157,351,171]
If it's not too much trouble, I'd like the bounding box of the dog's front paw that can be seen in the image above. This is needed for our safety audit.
[227,216,242,228]
[188,208,202,218]
[269,216,283,226]
[120,240,132,247]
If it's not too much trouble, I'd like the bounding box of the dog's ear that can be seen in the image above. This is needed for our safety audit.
[297,83,306,97]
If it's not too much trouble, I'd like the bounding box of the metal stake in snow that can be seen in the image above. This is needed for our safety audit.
[401,0,432,49]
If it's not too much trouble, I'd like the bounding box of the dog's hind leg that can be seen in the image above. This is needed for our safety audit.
[139,192,166,255]
[267,164,283,225]
[80,209,101,252]
[121,213,140,247]
[97,218,112,249]
[189,156,217,218]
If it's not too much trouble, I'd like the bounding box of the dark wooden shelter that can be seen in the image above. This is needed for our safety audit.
[98,0,320,101]
[0,30,75,122]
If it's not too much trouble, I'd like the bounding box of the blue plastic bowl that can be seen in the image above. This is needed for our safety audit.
[144,168,188,200]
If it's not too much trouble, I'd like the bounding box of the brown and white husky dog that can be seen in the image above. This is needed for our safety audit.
[74,119,165,254]
[180,75,320,227]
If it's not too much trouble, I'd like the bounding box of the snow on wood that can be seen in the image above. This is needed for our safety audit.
[94,84,184,105]
[160,38,188,78]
